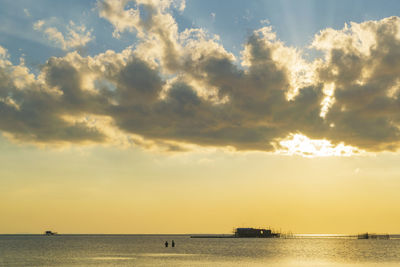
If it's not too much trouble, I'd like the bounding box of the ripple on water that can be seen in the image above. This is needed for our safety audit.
[139,253,198,257]
[91,256,135,260]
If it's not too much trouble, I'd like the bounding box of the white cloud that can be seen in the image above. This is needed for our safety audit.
[33,20,94,50]
[23,8,31,17]
[0,45,7,58]
[33,20,45,30]
[211,12,216,21]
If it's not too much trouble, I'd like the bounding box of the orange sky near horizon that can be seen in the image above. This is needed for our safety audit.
[1,138,400,235]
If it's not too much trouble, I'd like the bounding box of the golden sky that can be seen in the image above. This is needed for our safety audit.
[1,136,400,234]
[1,0,400,234]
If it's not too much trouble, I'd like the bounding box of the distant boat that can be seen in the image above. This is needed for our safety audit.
[358,232,369,239]
[44,231,57,236]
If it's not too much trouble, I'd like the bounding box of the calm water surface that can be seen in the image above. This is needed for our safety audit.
[1,235,400,266]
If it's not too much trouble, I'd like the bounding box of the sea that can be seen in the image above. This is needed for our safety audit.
[1,234,400,266]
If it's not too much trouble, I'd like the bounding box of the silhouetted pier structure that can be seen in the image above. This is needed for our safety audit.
[190,228,391,239]
[191,227,280,238]
[235,228,280,238]
[357,232,390,239]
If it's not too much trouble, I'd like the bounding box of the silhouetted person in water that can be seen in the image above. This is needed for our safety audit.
[165,241,168,247]
[172,240,175,247]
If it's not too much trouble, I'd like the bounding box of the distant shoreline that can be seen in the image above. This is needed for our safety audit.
[1,234,400,239]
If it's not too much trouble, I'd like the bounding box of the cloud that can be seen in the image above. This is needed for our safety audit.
[23,8,31,17]
[2,3,400,154]
[312,16,400,151]
[210,13,216,21]
[33,20,94,51]
[277,134,361,157]
[97,0,183,72]
[0,47,106,144]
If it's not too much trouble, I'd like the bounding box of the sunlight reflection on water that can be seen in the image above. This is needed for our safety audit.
[1,235,400,266]
[91,256,135,260]
[139,253,198,257]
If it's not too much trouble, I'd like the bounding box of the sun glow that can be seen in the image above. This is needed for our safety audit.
[277,134,362,157]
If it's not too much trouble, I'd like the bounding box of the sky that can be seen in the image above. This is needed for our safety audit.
[1,0,400,234]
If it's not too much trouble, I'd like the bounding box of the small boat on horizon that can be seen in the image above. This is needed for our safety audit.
[44,231,57,236]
